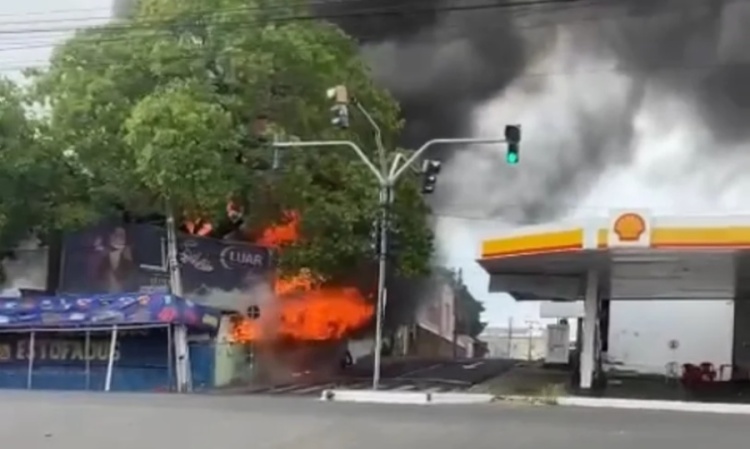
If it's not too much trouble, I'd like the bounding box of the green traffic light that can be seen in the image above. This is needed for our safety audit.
[506,142,520,165]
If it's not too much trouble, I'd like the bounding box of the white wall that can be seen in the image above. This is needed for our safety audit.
[415,283,455,341]
[607,300,734,376]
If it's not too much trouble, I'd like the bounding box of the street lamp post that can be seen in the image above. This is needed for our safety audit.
[271,134,508,389]
[273,85,517,389]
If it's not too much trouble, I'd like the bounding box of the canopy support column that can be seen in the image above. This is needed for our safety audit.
[580,268,599,390]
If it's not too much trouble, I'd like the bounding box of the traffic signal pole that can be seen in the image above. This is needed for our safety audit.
[272,114,510,391]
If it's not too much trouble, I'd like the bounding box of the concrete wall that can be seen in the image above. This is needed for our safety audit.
[480,327,546,361]
[415,283,455,341]
[607,300,734,376]
[411,326,466,358]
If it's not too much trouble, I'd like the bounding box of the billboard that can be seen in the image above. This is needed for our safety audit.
[59,222,273,311]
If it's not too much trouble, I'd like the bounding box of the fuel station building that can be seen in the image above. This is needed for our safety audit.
[477,210,750,389]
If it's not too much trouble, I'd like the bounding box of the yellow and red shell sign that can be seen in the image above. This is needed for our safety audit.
[612,212,647,242]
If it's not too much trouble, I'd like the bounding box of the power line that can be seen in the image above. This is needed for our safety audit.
[0,0,740,74]
[0,0,680,36]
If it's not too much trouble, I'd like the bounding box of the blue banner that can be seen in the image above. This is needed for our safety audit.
[0,293,220,330]
[59,223,273,308]
[0,328,169,367]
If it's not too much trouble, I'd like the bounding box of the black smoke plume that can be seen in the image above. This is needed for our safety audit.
[112,0,750,221]
[321,0,750,222]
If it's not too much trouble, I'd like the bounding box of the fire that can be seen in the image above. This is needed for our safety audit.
[231,211,374,343]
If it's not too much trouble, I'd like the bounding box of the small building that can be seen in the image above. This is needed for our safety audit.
[0,293,220,392]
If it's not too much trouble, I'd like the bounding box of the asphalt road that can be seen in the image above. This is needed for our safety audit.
[2,390,748,448]
[246,358,518,396]
[349,357,517,383]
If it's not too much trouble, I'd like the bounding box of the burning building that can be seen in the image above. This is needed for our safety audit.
[227,211,375,384]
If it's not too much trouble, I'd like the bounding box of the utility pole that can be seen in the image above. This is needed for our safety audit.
[452,268,463,359]
[165,203,191,392]
[271,84,519,390]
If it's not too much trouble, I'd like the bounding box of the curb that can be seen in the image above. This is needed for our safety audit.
[556,396,750,415]
[320,389,495,405]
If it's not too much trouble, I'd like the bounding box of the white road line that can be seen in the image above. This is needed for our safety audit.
[269,384,309,394]
[293,383,335,395]
[391,384,418,391]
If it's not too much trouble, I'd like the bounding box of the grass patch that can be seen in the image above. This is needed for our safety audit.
[474,365,570,404]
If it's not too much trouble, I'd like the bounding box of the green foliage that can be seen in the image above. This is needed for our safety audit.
[24,0,433,282]
[0,79,83,254]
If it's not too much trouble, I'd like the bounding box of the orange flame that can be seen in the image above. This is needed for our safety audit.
[231,211,373,343]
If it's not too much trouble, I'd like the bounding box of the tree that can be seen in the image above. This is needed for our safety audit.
[30,0,433,283]
[0,82,54,249]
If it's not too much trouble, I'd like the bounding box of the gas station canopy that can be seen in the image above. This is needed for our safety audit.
[476,211,750,301]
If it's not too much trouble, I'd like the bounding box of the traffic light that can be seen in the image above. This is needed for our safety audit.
[326,85,350,129]
[421,159,441,194]
[369,219,380,255]
[504,124,521,165]
[370,219,400,258]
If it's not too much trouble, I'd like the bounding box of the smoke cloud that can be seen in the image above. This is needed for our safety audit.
[110,0,750,223]
[0,239,48,297]
[321,0,750,225]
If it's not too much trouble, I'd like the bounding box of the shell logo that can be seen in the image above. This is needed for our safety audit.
[613,212,647,242]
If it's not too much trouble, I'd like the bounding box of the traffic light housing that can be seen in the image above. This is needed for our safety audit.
[421,159,441,194]
[505,124,521,165]
[369,220,400,258]
[326,85,350,129]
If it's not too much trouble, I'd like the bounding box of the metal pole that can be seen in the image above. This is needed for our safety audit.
[372,184,389,390]
[26,331,35,389]
[84,330,91,390]
[353,100,387,173]
[272,140,385,185]
[167,324,174,391]
[272,131,509,390]
[104,325,118,392]
[507,317,513,358]
[166,204,191,392]
[527,324,533,361]
[390,137,507,182]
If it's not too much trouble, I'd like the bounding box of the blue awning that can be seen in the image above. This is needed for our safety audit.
[0,293,220,330]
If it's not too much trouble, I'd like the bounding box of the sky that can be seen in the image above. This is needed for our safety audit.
[0,1,112,79]
[4,1,748,329]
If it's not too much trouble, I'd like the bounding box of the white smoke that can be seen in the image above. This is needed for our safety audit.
[434,12,750,325]
[0,238,48,297]
[437,16,750,256]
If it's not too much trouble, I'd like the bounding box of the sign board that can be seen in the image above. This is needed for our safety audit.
[608,209,652,248]
[59,223,273,310]
[0,329,168,367]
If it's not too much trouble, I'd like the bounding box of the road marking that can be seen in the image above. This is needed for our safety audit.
[270,384,309,393]
[462,362,483,370]
[392,384,418,391]
[396,363,442,378]
[294,383,335,395]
